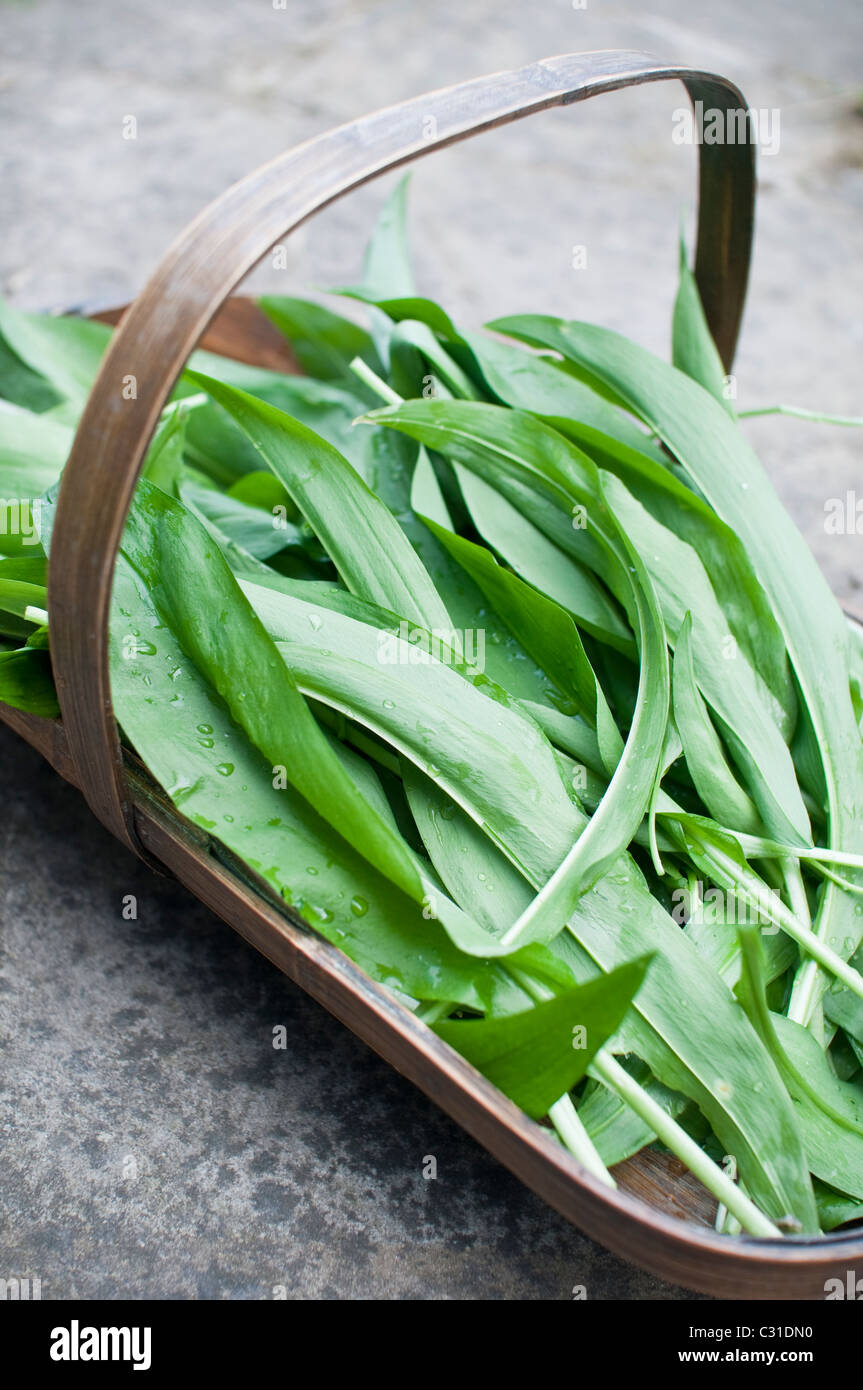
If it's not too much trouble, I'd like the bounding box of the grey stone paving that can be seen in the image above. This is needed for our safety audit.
[0,0,860,1299]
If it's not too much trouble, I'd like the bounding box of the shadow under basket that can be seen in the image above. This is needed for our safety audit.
[5,51,863,1298]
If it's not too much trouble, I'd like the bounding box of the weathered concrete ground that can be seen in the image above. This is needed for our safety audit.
[0,0,860,1299]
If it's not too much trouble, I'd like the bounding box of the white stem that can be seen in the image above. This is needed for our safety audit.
[349,356,403,406]
[707,844,863,1003]
[508,966,616,1189]
[549,1095,617,1189]
[783,863,814,1026]
[593,1052,780,1239]
[415,999,455,1025]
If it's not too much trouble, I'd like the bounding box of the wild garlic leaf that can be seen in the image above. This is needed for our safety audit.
[542,415,798,735]
[259,296,384,383]
[364,399,636,618]
[108,552,506,1012]
[671,238,736,415]
[673,611,762,834]
[187,372,454,637]
[419,514,622,745]
[434,958,651,1119]
[605,477,809,844]
[240,577,579,885]
[450,461,634,654]
[0,299,113,407]
[493,314,863,1014]
[461,328,666,461]
[0,647,57,715]
[345,174,416,303]
[120,479,429,900]
[0,398,72,483]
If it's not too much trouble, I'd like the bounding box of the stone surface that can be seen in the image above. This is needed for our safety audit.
[0,0,860,1300]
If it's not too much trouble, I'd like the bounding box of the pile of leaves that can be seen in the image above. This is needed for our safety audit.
[2,178,863,1239]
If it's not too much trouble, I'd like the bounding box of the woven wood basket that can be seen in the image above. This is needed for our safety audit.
[4,51,862,1298]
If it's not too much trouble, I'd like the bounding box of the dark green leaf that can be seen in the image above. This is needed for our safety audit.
[434,958,650,1119]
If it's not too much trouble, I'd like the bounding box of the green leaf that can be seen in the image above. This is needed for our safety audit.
[0,402,69,558]
[363,399,634,614]
[122,480,522,957]
[350,174,416,302]
[673,611,762,834]
[825,986,863,1047]
[186,371,454,636]
[0,555,46,586]
[0,331,63,412]
[121,479,423,900]
[0,299,112,406]
[259,296,383,383]
[461,328,666,460]
[400,764,583,1020]
[736,926,863,1200]
[0,398,72,482]
[0,559,47,641]
[671,238,735,415]
[108,551,505,1013]
[814,1182,863,1231]
[486,316,797,728]
[419,513,622,743]
[450,461,634,654]
[0,577,47,622]
[187,372,407,500]
[388,319,483,400]
[497,472,670,949]
[226,470,294,515]
[493,313,862,1014]
[240,576,580,887]
[178,475,297,561]
[402,763,534,932]
[409,447,452,529]
[588,469,810,845]
[539,418,797,733]
[0,646,58,716]
[350,295,459,340]
[141,407,187,495]
[434,958,650,1119]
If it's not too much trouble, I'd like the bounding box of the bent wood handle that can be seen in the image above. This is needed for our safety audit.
[49,50,755,855]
